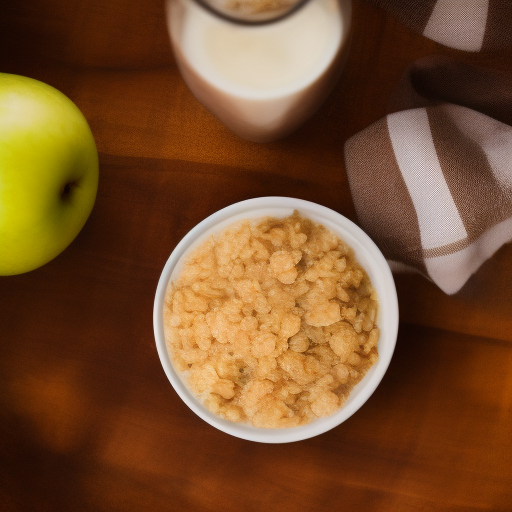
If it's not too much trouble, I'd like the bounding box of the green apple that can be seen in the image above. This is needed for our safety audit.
[0,73,99,275]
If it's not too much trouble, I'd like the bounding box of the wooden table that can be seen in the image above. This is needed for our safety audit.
[1,1,511,510]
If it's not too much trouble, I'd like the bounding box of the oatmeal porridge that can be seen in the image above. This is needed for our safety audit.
[163,211,379,428]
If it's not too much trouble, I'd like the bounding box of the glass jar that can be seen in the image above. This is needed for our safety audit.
[166,0,352,142]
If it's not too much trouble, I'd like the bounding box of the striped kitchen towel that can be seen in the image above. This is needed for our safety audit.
[368,0,512,52]
[345,2,512,294]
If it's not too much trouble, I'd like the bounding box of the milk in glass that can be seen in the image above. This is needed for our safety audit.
[167,0,352,142]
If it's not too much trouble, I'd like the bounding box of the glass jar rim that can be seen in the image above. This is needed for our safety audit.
[191,0,312,25]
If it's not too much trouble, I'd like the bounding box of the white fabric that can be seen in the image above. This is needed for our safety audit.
[423,0,489,52]
[387,108,468,250]
[425,215,512,293]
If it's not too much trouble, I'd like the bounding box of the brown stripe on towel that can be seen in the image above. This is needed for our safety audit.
[427,105,512,253]
[344,117,427,273]
[482,0,512,50]
[423,237,473,260]
[391,56,512,126]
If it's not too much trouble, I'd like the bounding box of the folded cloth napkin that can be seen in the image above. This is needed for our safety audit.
[344,2,512,294]
[368,0,512,52]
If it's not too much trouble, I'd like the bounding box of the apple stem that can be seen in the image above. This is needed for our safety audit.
[61,180,78,198]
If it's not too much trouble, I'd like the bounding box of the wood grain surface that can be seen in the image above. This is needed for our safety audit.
[1,1,511,511]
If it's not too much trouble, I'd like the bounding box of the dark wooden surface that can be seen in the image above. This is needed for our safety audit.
[1,1,512,511]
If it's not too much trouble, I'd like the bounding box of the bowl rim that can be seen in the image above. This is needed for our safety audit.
[153,196,399,443]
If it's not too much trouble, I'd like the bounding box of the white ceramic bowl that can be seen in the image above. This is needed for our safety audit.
[153,197,399,443]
